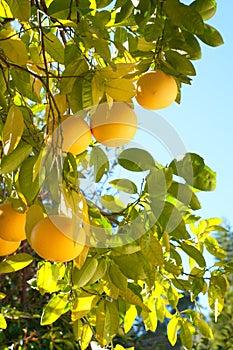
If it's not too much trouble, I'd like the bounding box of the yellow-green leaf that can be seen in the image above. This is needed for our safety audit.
[124,305,137,333]
[96,300,107,347]
[0,39,27,66]
[72,293,100,321]
[44,32,64,64]
[0,0,13,18]
[5,0,30,21]
[92,73,105,105]
[180,319,193,350]
[167,316,180,346]
[72,257,98,288]
[0,314,7,329]
[0,253,33,273]
[0,142,33,175]
[81,324,93,350]
[2,105,24,155]
[105,78,135,101]
[119,288,150,312]
[41,293,68,325]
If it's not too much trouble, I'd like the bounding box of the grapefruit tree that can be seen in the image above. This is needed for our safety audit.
[0,1,228,349]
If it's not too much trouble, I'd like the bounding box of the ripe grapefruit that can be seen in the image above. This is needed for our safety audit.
[30,215,86,262]
[135,70,178,110]
[0,202,27,241]
[90,103,138,147]
[0,238,21,256]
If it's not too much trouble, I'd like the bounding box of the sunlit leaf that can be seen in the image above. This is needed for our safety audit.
[72,257,98,288]
[0,253,33,273]
[118,148,155,172]
[41,293,68,325]
[0,38,27,66]
[2,105,24,155]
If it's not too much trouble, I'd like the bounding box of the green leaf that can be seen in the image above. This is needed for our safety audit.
[165,50,196,76]
[180,320,193,349]
[60,59,89,94]
[109,260,128,291]
[150,200,190,239]
[88,259,107,284]
[113,253,146,280]
[5,0,30,21]
[118,148,155,172]
[193,165,216,191]
[105,78,135,101]
[180,242,206,268]
[11,69,40,102]
[167,316,180,346]
[0,141,32,174]
[165,0,204,35]
[0,38,27,66]
[194,317,213,338]
[197,23,224,47]
[72,257,98,288]
[93,37,111,63]
[44,32,65,64]
[146,168,172,200]
[190,0,217,20]
[119,288,150,312]
[144,17,164,42]
[168,182,201,210]
[41,293,68,325]
[92,73,105,105]
[115,0,134,23]
[18,156,40,204]
[2,105,24,155]
[105,300,120,340]
[204,235,227,259]
[109,178,137,194]
[182,30,202,60]
[100,195,124,213]
[170,152,205,184]
[0,253,33,273]
[90,146,109,182]
[0,314,7,329]
[141,233,164,267]
[96,300,107,347]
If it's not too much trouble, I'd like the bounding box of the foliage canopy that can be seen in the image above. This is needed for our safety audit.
[0,0,229,349]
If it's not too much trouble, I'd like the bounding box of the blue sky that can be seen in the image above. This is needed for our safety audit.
[154,1,233,227]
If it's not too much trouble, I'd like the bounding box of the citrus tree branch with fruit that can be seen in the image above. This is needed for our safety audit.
[0,1,229,349]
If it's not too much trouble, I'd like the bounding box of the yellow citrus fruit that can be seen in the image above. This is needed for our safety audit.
[135,70,178,110]
[48,115,92,155]
[90,103,138,147]
[30,215,86,262]
[0,238,21,256]
[0,202,27,241]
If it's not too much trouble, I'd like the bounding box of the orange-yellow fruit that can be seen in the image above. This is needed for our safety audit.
[48,116,92,155]
[30,215,86,262]
[0,202,27,241]
[0,238,21,256]
[135,70,178,110]
[90,103,138,147]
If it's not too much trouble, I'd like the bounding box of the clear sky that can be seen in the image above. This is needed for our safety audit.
[154,1,233,227]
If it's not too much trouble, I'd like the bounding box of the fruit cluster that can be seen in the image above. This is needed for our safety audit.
[0,70,177,261]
